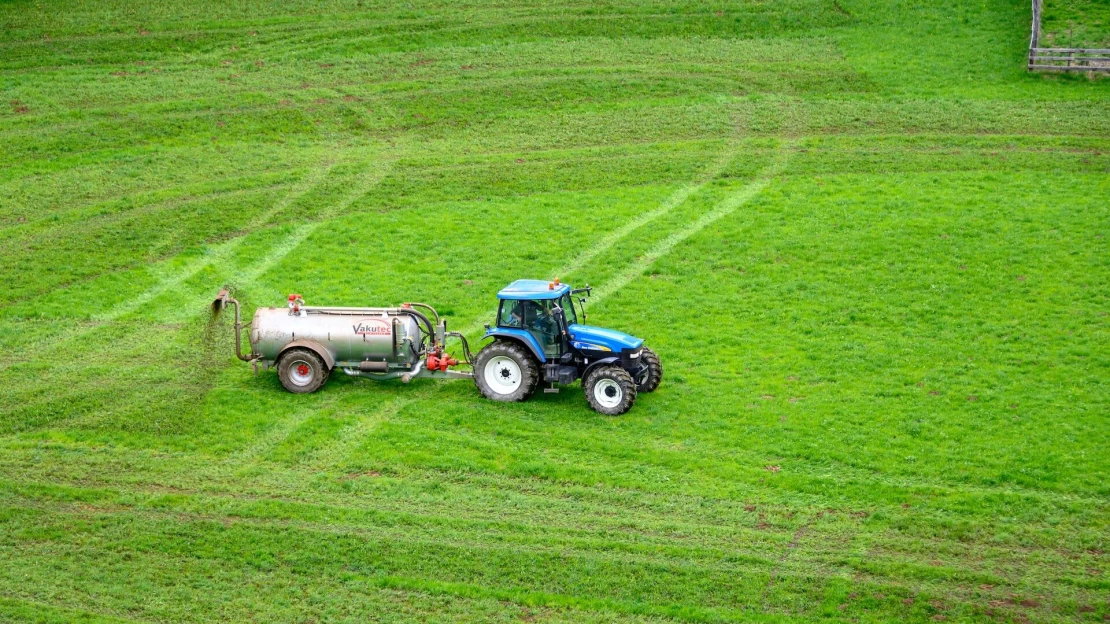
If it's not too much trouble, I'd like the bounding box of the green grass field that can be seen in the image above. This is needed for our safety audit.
[2,0,1109,622]
[1042,0,1110,47]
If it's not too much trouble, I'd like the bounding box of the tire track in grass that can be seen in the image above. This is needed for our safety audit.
[588,140,792,306]
[0,173,292,241]
[214,152,400,297]
[303,393,422,471]
[0,448,1097,608]
[0,151,390,377]
[230,393,341,462]
[191,153,404,463]
[0,182,294,312]
[553,138,742,282]
[1,443,1102,609]
[95,162,335,322]
[449,142,788,381]
[458,139,742,336]
[0,155,400,436]
[758,521,813,613]
[103,154,388,323]
[0,595,144,624]
[0,164,329,372]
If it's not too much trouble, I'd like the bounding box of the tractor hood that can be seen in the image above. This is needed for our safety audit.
[568,324,643,352]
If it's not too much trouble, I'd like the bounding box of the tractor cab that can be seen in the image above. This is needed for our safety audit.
[493,279,575,359]
[475,279,662,415]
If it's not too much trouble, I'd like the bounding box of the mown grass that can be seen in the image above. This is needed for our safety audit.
[1042,0,1110,47]
[1,0,1109,622]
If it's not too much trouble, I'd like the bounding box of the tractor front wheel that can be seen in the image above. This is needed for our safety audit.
[474,341,540,403]
[584,365,637,416]
[637,347,663,393]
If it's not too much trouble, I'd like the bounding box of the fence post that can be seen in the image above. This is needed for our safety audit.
[1029,0,1041,69]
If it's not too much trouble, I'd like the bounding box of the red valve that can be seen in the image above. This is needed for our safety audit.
[288,293,304,313]
[425,349,459,372]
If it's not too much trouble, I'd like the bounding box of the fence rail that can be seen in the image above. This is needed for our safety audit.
[1029,47,1110,71]
[1027,0,1110,72]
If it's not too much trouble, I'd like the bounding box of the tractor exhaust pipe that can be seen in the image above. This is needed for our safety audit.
[212,288,254,362]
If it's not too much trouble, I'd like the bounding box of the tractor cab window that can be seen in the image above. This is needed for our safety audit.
[497,298,564,358]
[558,293,578,325]
[522,300,556,335]
[498,300,523,328]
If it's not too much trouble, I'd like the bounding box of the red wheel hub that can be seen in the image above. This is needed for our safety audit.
[296,364,310,376]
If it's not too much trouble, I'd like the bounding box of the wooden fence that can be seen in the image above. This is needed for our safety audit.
[1029,48,1110,71]
[1028,0,1110,72]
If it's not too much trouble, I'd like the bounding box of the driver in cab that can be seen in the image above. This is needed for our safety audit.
[502,300,560,353]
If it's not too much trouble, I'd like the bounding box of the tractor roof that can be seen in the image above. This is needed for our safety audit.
[497,279,570,300]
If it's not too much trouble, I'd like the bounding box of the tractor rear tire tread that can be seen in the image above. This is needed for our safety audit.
[474,340,540,403]
[638,346,663,392]
[277,348,329,394]
[584,365,637,416]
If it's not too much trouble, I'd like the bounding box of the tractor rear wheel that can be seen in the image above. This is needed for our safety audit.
[277,348,329,394]
[474,340,539,402]
[637,347,663,393]
[584,365,636,416]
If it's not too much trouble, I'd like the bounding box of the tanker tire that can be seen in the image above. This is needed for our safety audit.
[474,341,539,403]
[277,348,329,394]
[584,365,636,416]
[637,347,663,393]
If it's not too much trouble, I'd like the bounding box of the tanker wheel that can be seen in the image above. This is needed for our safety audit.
[474,340,539,402]
[637,347,663,393]
[277,348,329,394]
[584,365,636,416]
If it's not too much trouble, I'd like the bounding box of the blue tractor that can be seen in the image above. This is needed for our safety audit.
[474,279,662,415]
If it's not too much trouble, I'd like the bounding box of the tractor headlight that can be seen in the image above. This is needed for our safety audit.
[629,349,641,359]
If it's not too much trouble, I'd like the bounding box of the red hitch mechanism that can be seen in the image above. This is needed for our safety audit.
[425,348,459,373]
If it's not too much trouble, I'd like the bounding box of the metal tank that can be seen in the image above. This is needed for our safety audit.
[250,305,423,370]
[213,290,473,393]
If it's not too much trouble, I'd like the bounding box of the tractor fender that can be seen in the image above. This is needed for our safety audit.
[582,356,621,380]
[278,339,336,370]
[483,329,546,363]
